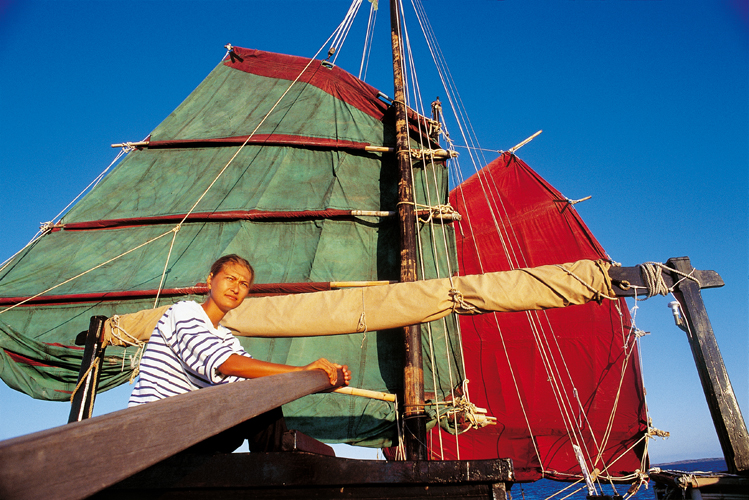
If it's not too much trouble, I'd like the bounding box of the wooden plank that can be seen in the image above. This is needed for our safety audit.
[68,315,107,423]
[0,370,340,500]
[609,262,724,298]
[666,257,749,474]
[93,453,513,499]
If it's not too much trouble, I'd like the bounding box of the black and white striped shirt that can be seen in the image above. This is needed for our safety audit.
[128,301,251,406]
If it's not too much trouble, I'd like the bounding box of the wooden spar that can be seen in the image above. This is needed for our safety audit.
[389,0,427,461]
[608,266,725,297]
[666,257,749,474]
[0,370,342,500]
[611,259,748,474]
[333,386,397,402]
[67,315,107,423]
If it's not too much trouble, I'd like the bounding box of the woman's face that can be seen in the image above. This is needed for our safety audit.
[206,262,252,314]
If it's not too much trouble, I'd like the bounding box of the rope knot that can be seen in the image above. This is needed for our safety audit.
[448,288,476,313]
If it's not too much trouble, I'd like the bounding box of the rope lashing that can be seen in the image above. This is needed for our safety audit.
[638,262,702,298]
[38,221,61,235]
[437,396,497,431]
[417,203,461,223]
[448,288,477,313]
[625,470,649,498]
[639,263,669,298]
[647,426,670,439]
[108,315,147,382]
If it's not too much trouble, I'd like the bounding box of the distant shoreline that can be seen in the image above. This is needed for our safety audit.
[653,457,724,467]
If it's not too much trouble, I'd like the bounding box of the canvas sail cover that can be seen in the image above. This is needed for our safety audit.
[0,47,458,447]
[103,259,615,343]
[433,152,648,481]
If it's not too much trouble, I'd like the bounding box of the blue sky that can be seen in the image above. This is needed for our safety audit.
[0,0,747,464]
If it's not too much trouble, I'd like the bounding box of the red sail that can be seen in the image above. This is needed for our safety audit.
[436,152,648,482]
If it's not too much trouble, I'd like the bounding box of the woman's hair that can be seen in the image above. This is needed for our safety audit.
[209,254,255,286]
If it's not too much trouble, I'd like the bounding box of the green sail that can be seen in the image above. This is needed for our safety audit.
[0,48,461,447]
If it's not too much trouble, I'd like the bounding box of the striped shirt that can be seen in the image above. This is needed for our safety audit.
[128,301,252,406]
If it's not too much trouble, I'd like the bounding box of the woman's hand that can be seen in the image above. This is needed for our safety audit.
[304,358,351,386]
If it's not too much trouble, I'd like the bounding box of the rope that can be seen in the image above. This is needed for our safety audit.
[638,262,702,299]
[639,262,669,298]
[329,0,363,66]
[68,355,101,420]
[416,203,457,223]
[107,315,147,382]
[358,0,378,80]
[0,230,174,316]
[448,288,477,313]
[554,263,618,301]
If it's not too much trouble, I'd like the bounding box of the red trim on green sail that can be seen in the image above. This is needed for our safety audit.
[224,47,389,121]
[55,209,385,232]
[44,343,84,350]
[0,282,333,306]
[146,134,374,151]
[4,350,54,367]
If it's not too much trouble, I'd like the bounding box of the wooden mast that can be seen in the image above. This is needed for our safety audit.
[389,0,427,460]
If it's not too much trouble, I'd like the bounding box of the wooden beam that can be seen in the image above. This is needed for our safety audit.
[93,453,513,500]
[609,263,724,298]
[0,370,341,500]
[666,257,749,474]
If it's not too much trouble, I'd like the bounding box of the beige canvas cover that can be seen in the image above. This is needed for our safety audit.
[103,259,614,346]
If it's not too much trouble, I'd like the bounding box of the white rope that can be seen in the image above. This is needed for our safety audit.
[0,228,175,316]
[358,0,378,80]
[636,261,702,300]
[330,0,363,65]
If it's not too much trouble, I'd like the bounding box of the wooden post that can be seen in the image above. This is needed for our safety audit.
[389,0,427,461]
[666,257,749,474]
[609,259,748,473]
[68,315,108,423]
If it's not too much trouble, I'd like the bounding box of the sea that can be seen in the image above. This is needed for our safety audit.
[509,458,728,500]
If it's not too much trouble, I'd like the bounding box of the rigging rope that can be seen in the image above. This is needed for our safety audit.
[408,0,647,483]
[329,0,363,66]
[358,0,378,80]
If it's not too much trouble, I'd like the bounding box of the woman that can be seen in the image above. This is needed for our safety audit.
[130,254,351,452]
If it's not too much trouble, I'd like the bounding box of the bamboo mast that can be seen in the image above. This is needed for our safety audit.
[389,0,427,460]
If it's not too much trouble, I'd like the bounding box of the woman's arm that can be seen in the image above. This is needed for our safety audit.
[218,354,351,386]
